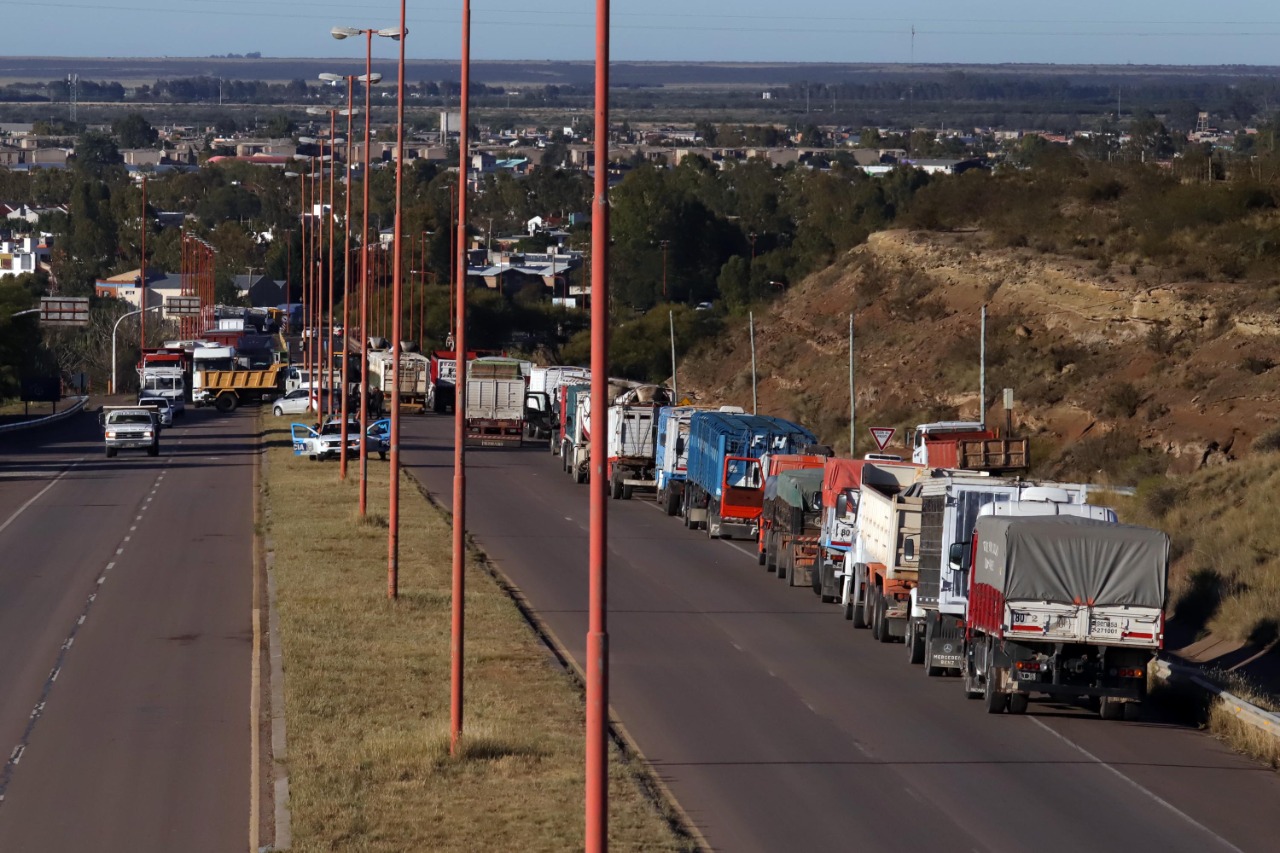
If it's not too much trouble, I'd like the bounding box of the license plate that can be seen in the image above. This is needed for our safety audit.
[1091,619,1121,636]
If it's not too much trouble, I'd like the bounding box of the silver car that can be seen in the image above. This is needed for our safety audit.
[137,396,173,428]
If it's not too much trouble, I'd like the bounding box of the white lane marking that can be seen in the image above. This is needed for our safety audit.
[105,562,114,571]
[115,548,123,555]
[724,541,757,559]
[731,642,743,651]
[0,458,83,537]
[123,535,130,542]
[1027,717,1244,852]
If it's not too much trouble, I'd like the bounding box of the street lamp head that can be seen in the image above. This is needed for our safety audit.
[318,72,344,83]
[362,73,383,84]
[305,107,331,116]
[376,26,406,40]
[331,26,361,39]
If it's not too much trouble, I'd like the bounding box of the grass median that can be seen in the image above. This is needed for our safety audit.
[260,421,694,852]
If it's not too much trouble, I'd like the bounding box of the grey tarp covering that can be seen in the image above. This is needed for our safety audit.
[973,515,1168,608]
[775,468,824,510]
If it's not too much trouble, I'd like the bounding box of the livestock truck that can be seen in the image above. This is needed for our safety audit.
[960,515,1168,718]
[840,463,925,642]
[367,343,430,413]
[909,474,1116,677]
[681,412,816,539]
[465,357,526,447]
[762,467,826,589]
[756,453,827,568]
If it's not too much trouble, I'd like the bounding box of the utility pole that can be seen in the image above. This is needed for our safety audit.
[749,311,758,415]
[848,313,855,456]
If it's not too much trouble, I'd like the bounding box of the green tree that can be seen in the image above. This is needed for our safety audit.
[72,131,123,179]
[112,112,158,148]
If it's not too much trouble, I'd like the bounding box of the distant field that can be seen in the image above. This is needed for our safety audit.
[3,56,1280,88]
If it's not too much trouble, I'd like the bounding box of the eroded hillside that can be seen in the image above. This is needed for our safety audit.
[678,229,1280,481]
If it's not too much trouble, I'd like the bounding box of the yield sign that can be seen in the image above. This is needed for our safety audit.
[870,427,895,452]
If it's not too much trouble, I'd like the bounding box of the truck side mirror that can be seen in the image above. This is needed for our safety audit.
[675,436,685,455]
[948,541,969,571]
[903,538,916,562]
[836,494,848,516]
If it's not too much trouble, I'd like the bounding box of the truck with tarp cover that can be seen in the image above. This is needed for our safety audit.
[681,412,817,540]
[762,467,826,590]
[959,515,1168,718]
[756,453,827,568]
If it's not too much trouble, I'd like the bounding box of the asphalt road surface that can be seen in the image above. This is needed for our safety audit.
[0,405,253,851]
[401,414,1280,853]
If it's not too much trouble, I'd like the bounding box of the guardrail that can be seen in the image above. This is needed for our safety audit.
[1154,658,1280,739]
[0,396,89,435]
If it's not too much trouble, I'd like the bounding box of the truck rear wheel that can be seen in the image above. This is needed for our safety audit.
[852,569,870,629]
[984,670,1008,714]
[873,588,892,643]
[622,484,633,500]
[1008,693,1029,715]
[765,534,777,573]
[215,393,237,412]
[757,543,766,566]
[1099,697,1124,721]
[906,620,925,664]
[663,489,679,517]
[574,465,587,485]
[1123,701,1143,722]
[610,474,623,500]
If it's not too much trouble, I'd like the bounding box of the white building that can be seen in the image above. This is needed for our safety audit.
[0,235,50,278]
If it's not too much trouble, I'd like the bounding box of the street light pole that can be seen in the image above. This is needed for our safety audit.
[139,176,148,351]
[111,305,161,395]
[450,0,471,757]
[586,0,611,845]
[386,7,409,600]
[659,238,669,299]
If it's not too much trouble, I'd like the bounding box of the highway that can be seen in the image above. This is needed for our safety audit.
[0,406,253,851]
[401,414,1280,853]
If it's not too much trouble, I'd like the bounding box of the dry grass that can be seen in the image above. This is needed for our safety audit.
[261,423,693,853]
[1208,703,1280,770]
[1110,461,1280,646]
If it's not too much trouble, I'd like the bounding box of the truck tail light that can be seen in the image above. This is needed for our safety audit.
[1014,660,1042,672]
[1117,667,1144,678]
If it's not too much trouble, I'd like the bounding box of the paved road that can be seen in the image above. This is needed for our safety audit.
[401,415,1280,853]
[0,405,253,851]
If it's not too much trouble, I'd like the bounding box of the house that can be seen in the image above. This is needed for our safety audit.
[0,235,50,279]
[94,268,192,318]
[233,273,284,308]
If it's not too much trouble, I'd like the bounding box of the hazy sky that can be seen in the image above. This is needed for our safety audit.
[15,0,1280,65]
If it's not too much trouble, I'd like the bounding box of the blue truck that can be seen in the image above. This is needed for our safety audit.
[559,382,592,482]
[682,411,817,540]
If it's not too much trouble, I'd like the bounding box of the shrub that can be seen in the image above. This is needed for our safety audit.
[1104,382,1143,418]
[1252,426,1280,453]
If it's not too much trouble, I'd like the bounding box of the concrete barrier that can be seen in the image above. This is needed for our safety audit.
[0,397,89,435]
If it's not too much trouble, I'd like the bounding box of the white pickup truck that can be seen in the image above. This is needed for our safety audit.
[101,406,160,458]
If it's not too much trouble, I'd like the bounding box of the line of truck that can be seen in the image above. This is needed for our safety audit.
[525,371,1169,721]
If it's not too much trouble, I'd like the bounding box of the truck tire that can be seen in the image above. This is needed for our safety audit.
[757,543,766,566]
[843,597,853,620]
[873,588,892,643]
[765,534,777,573]
[819,566,836,603]
[852,569,870,629]
[984,669,1008,714]
[622,484,633,500]
[1008,693,1029,715]
[1123,701,1143,722]
[216,393,236,413]
[924,619,944,677]
[432,394,445,414]
[610,474,623,500]
[777,547,789,581]
[105,446,117,458]
[906,620,925,665]
[1099,697,1124,721]
[663,488,679,517]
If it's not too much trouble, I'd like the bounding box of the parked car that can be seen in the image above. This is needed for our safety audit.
[137,396,174,428]
[273,388,313,417]
[290,417,390,461]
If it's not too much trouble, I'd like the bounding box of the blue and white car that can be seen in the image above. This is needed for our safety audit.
[292,418,390,461]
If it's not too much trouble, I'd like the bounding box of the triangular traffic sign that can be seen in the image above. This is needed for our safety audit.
[870,427,895,452]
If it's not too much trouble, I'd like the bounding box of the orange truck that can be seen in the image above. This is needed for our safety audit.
[756,453,828,570]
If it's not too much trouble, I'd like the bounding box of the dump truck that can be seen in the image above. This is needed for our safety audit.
[756,453,827,568]
[843,463,924,643]
[682,411,817,540]
[910,421,1029,473]
[193,363,285,411]
[909,474,1116,676]
[465,357,526,447]
[762,467,826,590]
[960,515,1168,718]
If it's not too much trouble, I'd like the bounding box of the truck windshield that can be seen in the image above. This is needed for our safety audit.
[144,376,183,391]
[109,413,152,425]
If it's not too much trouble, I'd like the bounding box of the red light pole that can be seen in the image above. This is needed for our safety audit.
[450,0,471,757]
[333,25,389,517]
[586,0,611,845]
[139,175,148,350]
[386,5,409,600]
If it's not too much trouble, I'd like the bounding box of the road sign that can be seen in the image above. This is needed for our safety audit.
[165,295,201,317]
[39,296,89,327]
[870,427,895,452]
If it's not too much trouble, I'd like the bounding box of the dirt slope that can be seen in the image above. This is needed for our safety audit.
[678,229,1280,478]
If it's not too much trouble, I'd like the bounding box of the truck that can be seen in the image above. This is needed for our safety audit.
[841,463,925,643]
[559,382,592,481]
[138,350,188,416]
[761,466,826,590]
[193,363,286,411]
[756,453,827,568]
[465,357,526,447]
[368,343,430,413]
[528,365,591,443]
[959,515,1168,718]
[681,411,817,540]
[910,421,1029,473]
[909,474,1117,677]
[654,405,725,516]
[100,406,160,458]
[427,348,498,414]
[605,386,673,500]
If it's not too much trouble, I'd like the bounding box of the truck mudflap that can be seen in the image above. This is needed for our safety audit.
[785,535,822,589]
[923,613,966,675]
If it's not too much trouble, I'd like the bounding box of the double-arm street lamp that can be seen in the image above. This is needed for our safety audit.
[332,25,398,518]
